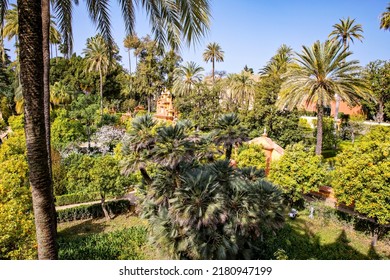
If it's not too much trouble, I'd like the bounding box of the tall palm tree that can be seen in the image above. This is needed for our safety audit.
[173,61,204,96]
[203,42,224,83]
[83,35,110,117]
[278,40,370,155]
[123,33,140,73]
[329,17,364,125]
[17,0,57,259]
[380,2,390,31]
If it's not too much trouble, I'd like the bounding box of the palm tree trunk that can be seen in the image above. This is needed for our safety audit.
[42,0,53,190]
[334,40,348,132]
[128,50,131,73]
[334,94,340,127]
[316,103,324,155]
[226,144,232,160]
[18,0,57,259]
[99,68,103,117]
[212,58,215,84]
[55,44,58,61]
[140,166,152,185]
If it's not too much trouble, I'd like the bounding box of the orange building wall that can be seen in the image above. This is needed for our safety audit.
[301,101,363,116]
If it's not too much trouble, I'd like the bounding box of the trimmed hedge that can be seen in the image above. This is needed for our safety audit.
[55,192,102,206]
[57,199,133,223]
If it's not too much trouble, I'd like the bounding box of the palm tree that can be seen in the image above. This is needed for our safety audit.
[121,114,157,185]
[17,0,57,259]
[259,44,293,78]
[83,35,110,117]
[50,81,72,108]
[173,61,204,96]
[213,113,248,160]
[123,34,140,73]
[3,3,18,45]
[380,2,390,31]
[278,40,370,155]
[203,42,224,83]
[228,70,257,112]
[329,17,364,125]
[52,0,211,58]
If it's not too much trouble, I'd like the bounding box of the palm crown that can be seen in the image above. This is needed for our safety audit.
[278,40,370,155]
[203,42,224,83]
[380,3,390,31]
[329,17,364,48]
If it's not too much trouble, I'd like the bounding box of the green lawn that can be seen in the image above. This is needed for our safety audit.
[57,207,390,260]
[267,206,390,260]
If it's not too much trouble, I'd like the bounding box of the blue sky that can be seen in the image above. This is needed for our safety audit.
[5,0,390,74]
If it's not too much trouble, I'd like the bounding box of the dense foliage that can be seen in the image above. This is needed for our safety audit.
[0,116,36,259]
[332,127,390,231]
[121,114,285,259]
[268,143,329,203]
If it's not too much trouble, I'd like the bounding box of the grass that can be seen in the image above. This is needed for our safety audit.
[57,207,390,260]
[57,213,168,260]
[266,205,390,260]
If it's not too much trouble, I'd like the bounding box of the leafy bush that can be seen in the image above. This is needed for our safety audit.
[51,109,85,149]
[268,143,329,203]
[8,115,24,131]
[58,227,147,260]
[235,143,266,170]
[57,199,133,223]
[332,126,390,232]
[0,125,36,260]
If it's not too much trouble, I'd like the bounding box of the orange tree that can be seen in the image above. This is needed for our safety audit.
[332,126,390,246]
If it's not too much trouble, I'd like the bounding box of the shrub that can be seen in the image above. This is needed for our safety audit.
[56,199,133,223]
[268,143,329,203]
[235,143,266,170]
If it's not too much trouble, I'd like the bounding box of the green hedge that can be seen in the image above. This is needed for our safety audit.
[57,199,133,223]
[55,192,102,206]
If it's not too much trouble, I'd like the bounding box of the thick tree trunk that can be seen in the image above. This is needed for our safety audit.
[18,0,57,259]
[147,94,151,113]
[315,104,324,155]
[377,100,384,123]
[101,195,111,221]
